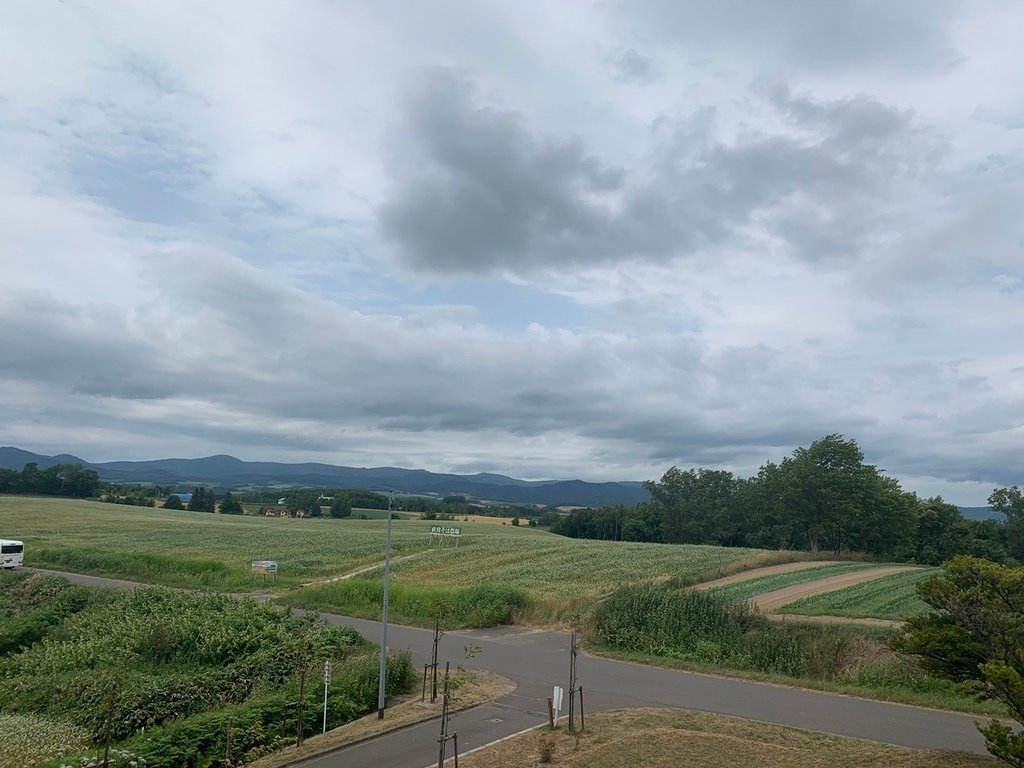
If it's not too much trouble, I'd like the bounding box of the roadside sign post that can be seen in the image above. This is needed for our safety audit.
[552,685,563,725]
[322,660,332,733]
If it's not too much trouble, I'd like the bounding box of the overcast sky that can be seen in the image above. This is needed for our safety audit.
[1,1,1022,503]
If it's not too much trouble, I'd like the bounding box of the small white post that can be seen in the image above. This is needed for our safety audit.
[323,660,332,733]
[552,685,563,724]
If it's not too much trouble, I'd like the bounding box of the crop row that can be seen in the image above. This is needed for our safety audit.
[708,563,881,603]
[779,568,940,620]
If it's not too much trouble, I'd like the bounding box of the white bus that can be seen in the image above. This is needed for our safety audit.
[1,539,24,569]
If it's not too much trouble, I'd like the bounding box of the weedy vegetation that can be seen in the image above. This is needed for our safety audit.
[0,571,413,768]
[592,580,996,714]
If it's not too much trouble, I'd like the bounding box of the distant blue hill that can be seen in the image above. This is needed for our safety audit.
[959,506,1003,521]
[0,446,649,508]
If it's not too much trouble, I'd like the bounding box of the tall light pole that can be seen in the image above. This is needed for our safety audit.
[377,493,394,719]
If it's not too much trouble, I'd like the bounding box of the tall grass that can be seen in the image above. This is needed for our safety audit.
[280,578,529,629]
[593,582,991,713]
[29,546,250,590]
[595,584,804,676]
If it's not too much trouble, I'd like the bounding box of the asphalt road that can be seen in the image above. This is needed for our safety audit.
[22,569,993,767]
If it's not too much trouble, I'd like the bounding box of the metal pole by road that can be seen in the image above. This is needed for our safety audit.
[377,493,394,719]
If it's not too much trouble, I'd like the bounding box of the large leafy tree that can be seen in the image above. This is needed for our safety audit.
[219,491,243,515]
[892,556,1024,766]
[773,434,914,555]
[913,497,970,565]
[644,467,738,545]
[189,487,216,513]
[990,486,1024,562]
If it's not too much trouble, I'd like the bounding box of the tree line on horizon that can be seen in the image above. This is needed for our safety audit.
[0,462,102,498]
[551,434,1023,565]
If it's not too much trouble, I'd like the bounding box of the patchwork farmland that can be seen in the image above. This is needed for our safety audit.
[0,496,788,598]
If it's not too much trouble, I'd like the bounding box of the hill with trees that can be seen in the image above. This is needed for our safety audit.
[552,434,1018,565]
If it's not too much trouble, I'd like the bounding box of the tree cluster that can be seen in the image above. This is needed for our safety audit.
[893,556,1024,766]
[187,486,217,513]
[552,435,1016,563]
[0,462,101,499]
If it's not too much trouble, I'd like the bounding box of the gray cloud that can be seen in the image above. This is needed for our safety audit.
[379,70,925,275]
[612,0,962,74]
[608,48,660,84]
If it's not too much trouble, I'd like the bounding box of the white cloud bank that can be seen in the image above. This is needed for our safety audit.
[1,0,1022,504]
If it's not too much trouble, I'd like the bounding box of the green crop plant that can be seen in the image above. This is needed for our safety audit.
[781,569,938,620]
[709,563,880,603]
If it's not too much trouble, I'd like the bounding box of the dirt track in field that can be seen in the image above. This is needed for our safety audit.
[751,566,919,613]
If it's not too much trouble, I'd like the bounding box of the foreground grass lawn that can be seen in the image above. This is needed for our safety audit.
[458,708,998,768]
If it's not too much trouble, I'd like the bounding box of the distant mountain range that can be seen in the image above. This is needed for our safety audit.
[958,506,1003,521]
[0,446,650,508]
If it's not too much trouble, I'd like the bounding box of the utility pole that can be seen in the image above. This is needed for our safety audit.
[377,493,394,719]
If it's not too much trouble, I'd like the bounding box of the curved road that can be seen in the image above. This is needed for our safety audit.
[23,569,992,767]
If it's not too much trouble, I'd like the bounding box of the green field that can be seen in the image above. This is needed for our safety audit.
[0,496,786,600]
[780,568,940,620]
[709,563,882,603]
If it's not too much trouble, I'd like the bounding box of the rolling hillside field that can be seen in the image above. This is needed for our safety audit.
[0,496,786,598]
